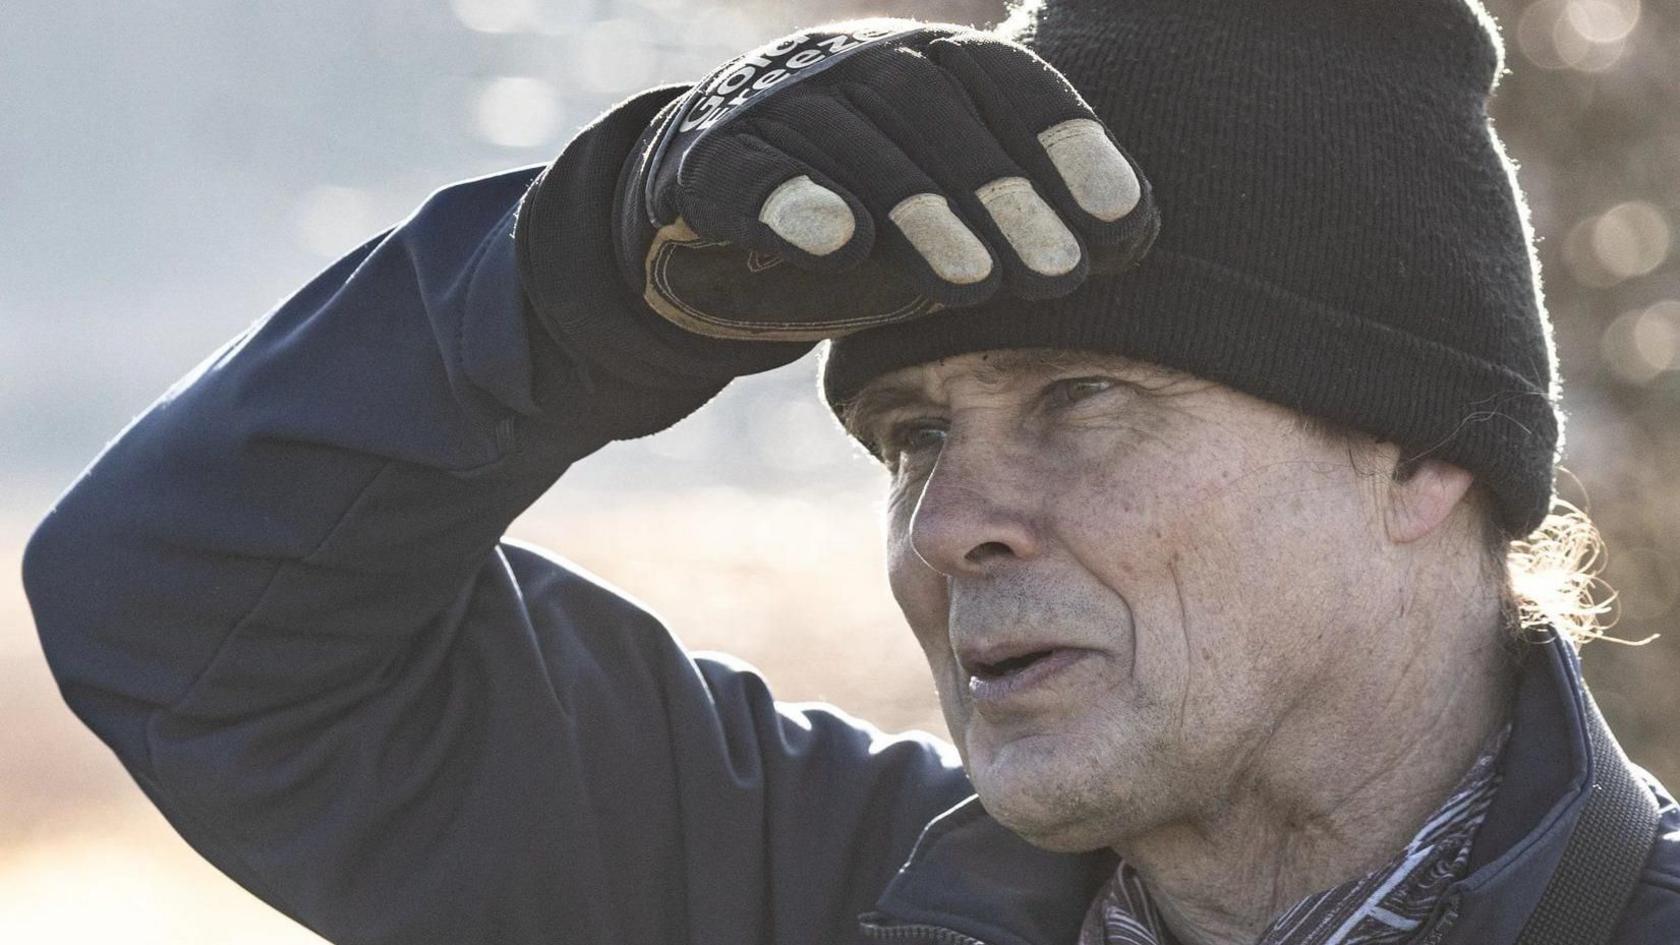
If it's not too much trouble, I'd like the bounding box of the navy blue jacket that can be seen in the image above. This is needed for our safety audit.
[22,154,1680,943]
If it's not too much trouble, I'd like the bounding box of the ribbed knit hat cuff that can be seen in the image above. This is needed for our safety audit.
[820,247,1557,536]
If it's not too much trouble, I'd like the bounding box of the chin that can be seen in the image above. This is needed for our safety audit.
[976,779,1119,853]
[967,735,1136,854]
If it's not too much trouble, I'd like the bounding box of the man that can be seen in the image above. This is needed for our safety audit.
[21,1,1680,944]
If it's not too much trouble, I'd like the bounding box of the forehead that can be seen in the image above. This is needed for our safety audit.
[848,348,1170,407]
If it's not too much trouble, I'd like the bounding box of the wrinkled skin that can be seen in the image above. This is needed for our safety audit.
[847,347,1511,943]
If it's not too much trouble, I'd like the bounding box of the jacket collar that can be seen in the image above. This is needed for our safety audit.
[870,636,1595,945]
[1436,635,1595,945]
[866,795,1116,945]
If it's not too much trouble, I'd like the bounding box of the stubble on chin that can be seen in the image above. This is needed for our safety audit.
[966,708,1184,854]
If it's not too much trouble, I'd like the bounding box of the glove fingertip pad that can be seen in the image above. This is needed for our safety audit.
[758,175,858,257]
[889,193,996,286]
[1038,119,1141,223]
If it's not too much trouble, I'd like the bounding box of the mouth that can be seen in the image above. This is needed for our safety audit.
[965,647,1056,680]
[958,644,1093,709]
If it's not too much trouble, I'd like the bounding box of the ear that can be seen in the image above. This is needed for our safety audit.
[1385,458,1475,544]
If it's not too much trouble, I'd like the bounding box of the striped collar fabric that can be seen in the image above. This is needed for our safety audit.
[1078,728,1509,945]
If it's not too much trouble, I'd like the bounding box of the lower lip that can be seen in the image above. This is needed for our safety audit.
[967,649,1093,708]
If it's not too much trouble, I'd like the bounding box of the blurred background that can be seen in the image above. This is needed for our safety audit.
[1,0,1676,939]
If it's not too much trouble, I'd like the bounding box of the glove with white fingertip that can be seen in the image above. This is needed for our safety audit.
[614,19,1160,342]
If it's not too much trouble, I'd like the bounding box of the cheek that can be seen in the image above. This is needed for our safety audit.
[1050,446,1203,623]
[1049,441,1270,720]
[884,500,975,743]
[885,515,955,663]
[889,548,942,636]
[1123,445,1367,736]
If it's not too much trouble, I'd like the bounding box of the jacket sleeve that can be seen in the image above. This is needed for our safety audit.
[21,90,970,945]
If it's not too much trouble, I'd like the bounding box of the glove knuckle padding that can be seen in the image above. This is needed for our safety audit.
[834,73,1015,194]
[928,37,1093,130]
[751,98,926,211]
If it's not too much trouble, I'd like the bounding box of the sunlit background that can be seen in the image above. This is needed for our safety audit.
[2,0,1677,939]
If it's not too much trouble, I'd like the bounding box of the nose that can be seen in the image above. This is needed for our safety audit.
[907,434,1040,577]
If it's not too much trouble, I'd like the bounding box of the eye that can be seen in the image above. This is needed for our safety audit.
[878,418,947,471]
[1047,376,1116,406]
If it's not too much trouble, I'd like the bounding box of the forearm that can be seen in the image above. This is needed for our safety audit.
[17,114,759,941]
[21,101,734,755]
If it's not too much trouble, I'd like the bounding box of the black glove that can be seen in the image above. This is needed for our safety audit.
[614,19,1159,342]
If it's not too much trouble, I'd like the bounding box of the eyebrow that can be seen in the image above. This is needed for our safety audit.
[838,348,1143,445]
[839,385,926,446]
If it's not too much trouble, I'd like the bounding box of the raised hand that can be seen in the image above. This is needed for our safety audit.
[614,20,1160,341]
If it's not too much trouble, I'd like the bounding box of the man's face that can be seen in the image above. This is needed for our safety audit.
[847,348,1402,852]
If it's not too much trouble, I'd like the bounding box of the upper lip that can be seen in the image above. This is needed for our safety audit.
[955,638,1067,678]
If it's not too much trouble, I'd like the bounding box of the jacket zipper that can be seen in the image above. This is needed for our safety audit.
[859,918,989,945]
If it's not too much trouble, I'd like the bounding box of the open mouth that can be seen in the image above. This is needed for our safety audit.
[963,646,1092,708]
[968,649,1056,680]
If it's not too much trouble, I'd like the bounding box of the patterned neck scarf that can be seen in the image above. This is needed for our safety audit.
[1078,728,1508,945]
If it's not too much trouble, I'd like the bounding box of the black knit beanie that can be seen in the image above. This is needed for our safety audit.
[819,0,1561,537]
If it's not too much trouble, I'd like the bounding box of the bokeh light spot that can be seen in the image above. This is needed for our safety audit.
[1635,300,1680,366]
[572,19,658,95]
[530,0,594,36]
[1592,201,1672,279]
[1601,300,1680,384]
[450,0,536,34]
[1565,214,1622,288]
[292,186,374,258]
[474,76,563,149]
[1516,0,1630,71]
[1566,0,1640,44]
